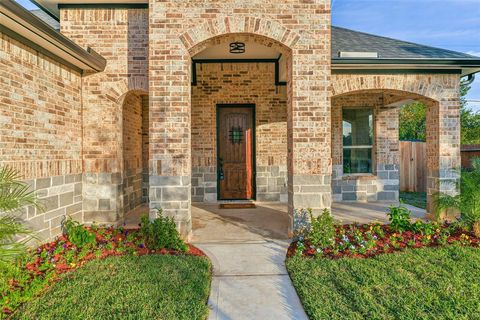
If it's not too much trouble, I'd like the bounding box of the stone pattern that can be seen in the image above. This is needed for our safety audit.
[192,166,217,203]
[192,62,287,202]
[149,176,191,237]
[150,1,332,237]
[61,8,149,223]
[22,175,83,241]
[257,166,288,202]
[331,92,400,202]
[0,33,82,179]
[82,173,122,224]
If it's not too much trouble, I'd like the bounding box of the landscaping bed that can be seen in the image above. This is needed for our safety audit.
[287,245,480,320]
[288,221,479,259]
[1,216,211,319]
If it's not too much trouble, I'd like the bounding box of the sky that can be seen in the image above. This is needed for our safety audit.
[15,0,480,111]
[332,0,480,111]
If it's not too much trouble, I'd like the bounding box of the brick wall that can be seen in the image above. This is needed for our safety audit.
[0,32,83,240]
[61,8,148,224]
[122,92,144,212]
[192,63,287,202]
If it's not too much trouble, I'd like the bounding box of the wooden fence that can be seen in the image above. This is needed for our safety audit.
[399,142,480,192]
[400,141,426,192]
[461,144,480,170]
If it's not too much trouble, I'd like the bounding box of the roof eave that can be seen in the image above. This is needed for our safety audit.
[0,0,106,73]
[332,58,480,77]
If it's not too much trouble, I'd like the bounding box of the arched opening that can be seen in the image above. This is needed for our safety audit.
[121,90,149,222]
[189,33,294,239]
[331,89,458,218]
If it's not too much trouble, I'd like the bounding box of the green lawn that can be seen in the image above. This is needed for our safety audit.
[287,246,480,320]
[400,191,427,209]
[14,254,211,320]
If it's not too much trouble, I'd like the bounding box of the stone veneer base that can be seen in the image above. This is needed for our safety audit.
[149,175,192,238]
[22,174,83,241]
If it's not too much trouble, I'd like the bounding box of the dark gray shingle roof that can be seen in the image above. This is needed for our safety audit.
[30,9,59,31]
[332,26,478,60]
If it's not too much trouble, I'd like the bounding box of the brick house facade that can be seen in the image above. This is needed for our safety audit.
[1,0,479,240]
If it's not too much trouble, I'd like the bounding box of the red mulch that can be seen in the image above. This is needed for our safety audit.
[287,223,480,259]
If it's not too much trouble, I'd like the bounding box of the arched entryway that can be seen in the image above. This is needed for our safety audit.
[331,84,461,217]
[148,16,333,239]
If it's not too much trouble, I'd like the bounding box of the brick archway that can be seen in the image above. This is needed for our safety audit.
[331,75,461,217]
[179,16,300,56]
[148,3,332,238]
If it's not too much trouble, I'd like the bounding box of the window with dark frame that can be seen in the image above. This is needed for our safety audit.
[342,108,374,174]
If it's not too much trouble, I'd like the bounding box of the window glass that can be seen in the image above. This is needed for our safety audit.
[342,108,373,174]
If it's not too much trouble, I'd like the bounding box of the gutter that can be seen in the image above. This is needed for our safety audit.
[0,0,106,73]
[332,58,480,77]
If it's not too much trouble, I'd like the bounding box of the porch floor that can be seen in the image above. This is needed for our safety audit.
[191,201,426,243]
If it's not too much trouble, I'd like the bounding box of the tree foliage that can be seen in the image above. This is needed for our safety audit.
[399,102,426,141]
[399,83,480,144]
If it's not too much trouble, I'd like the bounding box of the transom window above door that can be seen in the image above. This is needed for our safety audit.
[342,108,374,174]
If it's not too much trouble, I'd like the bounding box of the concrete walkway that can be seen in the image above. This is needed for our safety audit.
[192,204,308,320]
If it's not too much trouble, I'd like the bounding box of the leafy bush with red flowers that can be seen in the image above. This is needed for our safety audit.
[0,217,204,318]
[288,205,480,259]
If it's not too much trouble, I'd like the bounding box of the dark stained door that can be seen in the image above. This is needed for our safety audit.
[217,105,254,200]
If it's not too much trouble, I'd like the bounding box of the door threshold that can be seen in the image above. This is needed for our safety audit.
[218,201,256,209]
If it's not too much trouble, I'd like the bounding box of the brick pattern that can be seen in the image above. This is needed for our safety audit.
[60,8,149,223]
[149,1,332,237]
[192,62,287,202]
[0,33,83,241]
[122,92,145,212]
[0,33,82,179]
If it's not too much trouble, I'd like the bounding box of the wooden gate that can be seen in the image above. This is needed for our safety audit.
[400,141,426,192]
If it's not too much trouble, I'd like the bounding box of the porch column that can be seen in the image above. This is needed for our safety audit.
[287,43,332,236]
[425,97,461,218]
[148,26,192,238]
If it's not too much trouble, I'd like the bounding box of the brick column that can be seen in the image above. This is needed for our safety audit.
[426,98,461,218]
[148,10,192,238]
[287,30,332,235]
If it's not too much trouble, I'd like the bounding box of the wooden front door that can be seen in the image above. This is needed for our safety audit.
[217,105,255,200]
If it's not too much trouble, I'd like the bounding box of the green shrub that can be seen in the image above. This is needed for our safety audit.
[435,158,480,235]
[308,209,336,249]
[140,209,188,252]
[62,217,96,248]
[386,204,412,232]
